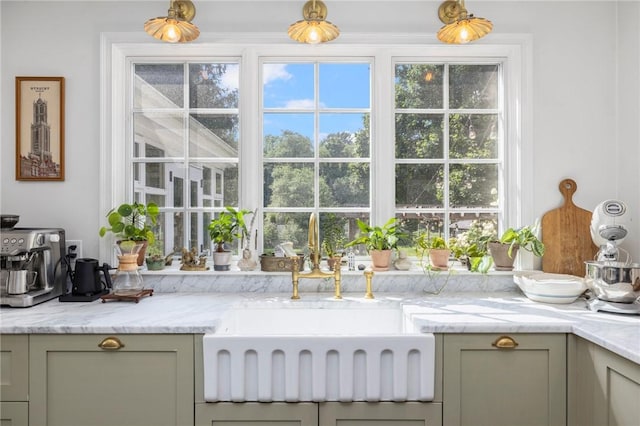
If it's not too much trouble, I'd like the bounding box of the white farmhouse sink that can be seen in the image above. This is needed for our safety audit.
[202,304,435,403]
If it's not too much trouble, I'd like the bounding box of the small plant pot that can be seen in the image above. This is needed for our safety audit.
[428,249,451,270]
[370,249,392,271]
[488,242,519,271]
[213,251,232,271]
[146,258,165,271]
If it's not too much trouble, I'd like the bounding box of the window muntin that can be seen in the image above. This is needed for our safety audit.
[262,61,372,252]
[394,63,501,247]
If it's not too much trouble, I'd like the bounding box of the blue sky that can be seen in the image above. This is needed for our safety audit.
[262,63,370,141]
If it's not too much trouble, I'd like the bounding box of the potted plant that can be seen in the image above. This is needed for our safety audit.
[416,233,451,270]
[488,223,545,271]
[99,201,159,266]
[145,240,166,271]
[208,206,252,271]
[345,217,405,271]
[320,213,346,270]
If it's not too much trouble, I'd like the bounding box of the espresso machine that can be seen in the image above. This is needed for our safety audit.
[0,228,66,307]
[584,200,640,314]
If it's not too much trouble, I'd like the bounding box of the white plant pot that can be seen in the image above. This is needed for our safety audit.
[213,251,232,271]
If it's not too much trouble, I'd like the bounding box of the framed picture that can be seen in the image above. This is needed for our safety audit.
[15,76,65,181]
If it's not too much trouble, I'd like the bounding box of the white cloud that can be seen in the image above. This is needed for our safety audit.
[263,64,292,85]
[284,99,315,109]
[220,65,239,91]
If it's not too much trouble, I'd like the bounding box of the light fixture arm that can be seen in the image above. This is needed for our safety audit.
[438,0,468,24]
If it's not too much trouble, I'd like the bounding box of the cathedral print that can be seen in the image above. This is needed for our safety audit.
[16,77,65,181]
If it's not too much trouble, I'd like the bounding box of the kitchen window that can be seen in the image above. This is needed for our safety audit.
[102,37,531,265]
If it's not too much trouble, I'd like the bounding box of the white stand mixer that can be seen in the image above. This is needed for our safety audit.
[585,200,640,314]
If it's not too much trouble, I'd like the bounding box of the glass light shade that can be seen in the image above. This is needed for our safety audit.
[144,15,199,43]
[437,16,493,44]
[288,19,340,44]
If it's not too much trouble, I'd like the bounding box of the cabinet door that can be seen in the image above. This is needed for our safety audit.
[195,402,318,426]
[320,402,442,426]
[0,402,29,426]
[0,335,29,402]
[568,336,640,426]
[29,334,194,426]
[443,334,566,426]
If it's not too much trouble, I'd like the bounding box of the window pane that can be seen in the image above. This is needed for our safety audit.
[396,164,444,208]
[319,63,370,108]
[263,212,311,252]
[264,163,314,208]
[134,64,184,108]
[263,114,314,157]
[450,114,498,159]
[396,212,446,254]
[320,113,369,158]
[263,63,314,109]
[319,163,370,207]
[144,163,165,189]
[449,214,498,240]
[189,63,239,109]
[395,64,444,109]
[395,113,444,159]
[133,112,184,157]
[189,114,239,156]
[449,64,499,109]
[449,164,499,208]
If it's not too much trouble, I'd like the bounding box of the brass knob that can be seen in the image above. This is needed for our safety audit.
[491,335,519,349]
[98,336,125,350]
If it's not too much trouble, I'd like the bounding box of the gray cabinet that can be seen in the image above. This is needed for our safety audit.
[320,402,442,426]
[1,335,29,426]
[195,402,442,426]
[442,333,566,426]
[1,335,29,402]
[568,335,640,426]
[29,334,194,426]
[195,402,318,426]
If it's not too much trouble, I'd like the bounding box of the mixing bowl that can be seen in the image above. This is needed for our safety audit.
[584,261,640,303]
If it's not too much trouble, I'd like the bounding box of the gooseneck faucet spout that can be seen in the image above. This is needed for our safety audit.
[291,213,342,300]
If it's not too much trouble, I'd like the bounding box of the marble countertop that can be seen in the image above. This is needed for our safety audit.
[1,290,638,365]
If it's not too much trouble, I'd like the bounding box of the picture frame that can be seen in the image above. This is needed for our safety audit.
[15,76,65,181]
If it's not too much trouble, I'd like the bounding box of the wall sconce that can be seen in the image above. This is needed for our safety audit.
[437,0,492,44]
[144,0,200,43]
[288,0,340,44]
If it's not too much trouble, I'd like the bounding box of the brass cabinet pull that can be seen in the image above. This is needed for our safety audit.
[98,336,125,350]
[492,335,519,349]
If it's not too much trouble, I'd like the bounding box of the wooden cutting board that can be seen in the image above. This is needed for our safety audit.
[541,179,598,276]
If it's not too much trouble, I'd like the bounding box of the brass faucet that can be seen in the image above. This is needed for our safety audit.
[291,213,342,300]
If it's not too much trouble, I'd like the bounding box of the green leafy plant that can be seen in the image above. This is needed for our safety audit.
[345,218,406,252]
[499,223,545,258]
[416,234,449,250]
[320,213,346,258]
[99,202,159,243]
[208,207,253,252]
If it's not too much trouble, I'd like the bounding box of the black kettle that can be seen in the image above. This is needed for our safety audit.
[72,258,112,296]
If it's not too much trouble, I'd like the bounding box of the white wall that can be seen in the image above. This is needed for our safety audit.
[1,1,638,261]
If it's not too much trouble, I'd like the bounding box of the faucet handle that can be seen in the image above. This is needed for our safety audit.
[364,269,374,299]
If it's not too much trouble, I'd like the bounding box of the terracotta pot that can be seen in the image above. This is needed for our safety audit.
[370,249,392,271]
[488,242,519,271]
[429,249,451,270]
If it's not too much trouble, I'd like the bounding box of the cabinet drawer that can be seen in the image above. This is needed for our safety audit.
[443,333,566,426]
[1,335,29,402]
[29,334,194,426]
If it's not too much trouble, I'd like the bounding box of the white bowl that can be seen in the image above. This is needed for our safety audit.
[513,272,587,304]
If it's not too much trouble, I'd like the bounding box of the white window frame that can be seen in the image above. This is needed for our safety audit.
[100,33,533,268]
